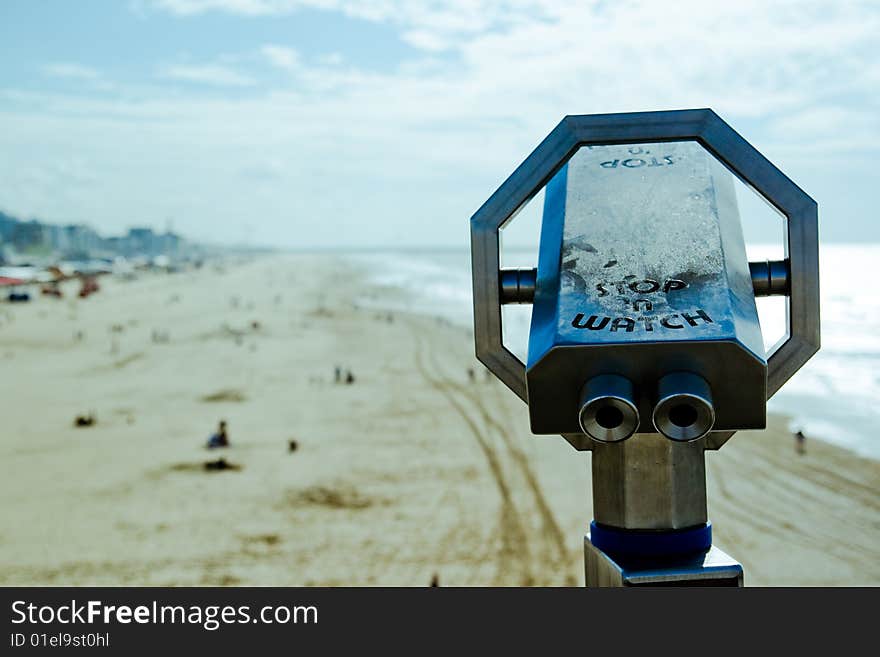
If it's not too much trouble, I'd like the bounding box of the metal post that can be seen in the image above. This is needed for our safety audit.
[584,433,742,586]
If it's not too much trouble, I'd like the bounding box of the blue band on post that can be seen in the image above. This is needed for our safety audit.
[590,520,712,557]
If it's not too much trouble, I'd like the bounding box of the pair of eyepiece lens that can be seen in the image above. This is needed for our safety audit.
[578,372,715,443]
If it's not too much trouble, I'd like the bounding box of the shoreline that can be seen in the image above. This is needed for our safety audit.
[357,248,880,459]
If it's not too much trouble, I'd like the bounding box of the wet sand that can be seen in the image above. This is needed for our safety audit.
[0,254,877,586]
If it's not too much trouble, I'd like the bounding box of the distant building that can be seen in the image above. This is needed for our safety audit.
[126,227,156,256]
[45,224,66,252]
[11,220,45,251]
[0,210,195,262]
[57,224,103,259]
[0,212,16,243]
[104,236,123,253]
[158,232,181,257]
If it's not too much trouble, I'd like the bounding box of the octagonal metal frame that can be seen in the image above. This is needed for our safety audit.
[470,109,819,451]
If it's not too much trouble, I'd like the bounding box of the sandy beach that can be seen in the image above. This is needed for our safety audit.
[0,254,877,586]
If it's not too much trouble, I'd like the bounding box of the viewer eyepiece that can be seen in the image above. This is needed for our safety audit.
[652,372,715,442]
[578,374,640,443]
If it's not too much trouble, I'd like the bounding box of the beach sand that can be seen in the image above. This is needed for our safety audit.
[0,254,877,586]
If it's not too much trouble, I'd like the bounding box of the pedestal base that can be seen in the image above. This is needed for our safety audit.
[584,535,743,587]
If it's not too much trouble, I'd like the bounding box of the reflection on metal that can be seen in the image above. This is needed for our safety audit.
[584,539,743,587]
[526,141,765,437]
[578,374,640,443]
[591,433,707,529]
[652,372,716,442]
[750,259,790,297]
[499,267,536,304]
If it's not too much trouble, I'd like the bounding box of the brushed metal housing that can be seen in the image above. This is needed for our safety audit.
[470,109,819,451]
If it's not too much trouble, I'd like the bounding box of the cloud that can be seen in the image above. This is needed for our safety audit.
[43,63,102,80]
[151,0,279,15]
[160,64,256,86]
[261,45,301,72]
[146,1,879,124]
[400,30,453,53]
[42,63,117,93]
[151,0,556,49]
[2,1,878,245]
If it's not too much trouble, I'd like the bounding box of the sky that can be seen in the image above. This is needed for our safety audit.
[0,0,878,248]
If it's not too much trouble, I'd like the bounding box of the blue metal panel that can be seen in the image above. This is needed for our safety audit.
[525,141,767,435]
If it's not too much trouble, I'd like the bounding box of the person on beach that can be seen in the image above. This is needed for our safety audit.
[207,420,229,448]
[794,429,806,455]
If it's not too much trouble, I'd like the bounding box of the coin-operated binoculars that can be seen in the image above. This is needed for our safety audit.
[470,109,819,586]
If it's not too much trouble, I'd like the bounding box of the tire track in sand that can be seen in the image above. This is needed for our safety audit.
[442,369,572,576]
[412,330,535,585]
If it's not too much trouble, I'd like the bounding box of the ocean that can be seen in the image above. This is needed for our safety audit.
[354,244,880,460]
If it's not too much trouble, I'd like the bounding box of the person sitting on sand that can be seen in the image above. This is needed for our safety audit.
[207,420,229,449]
